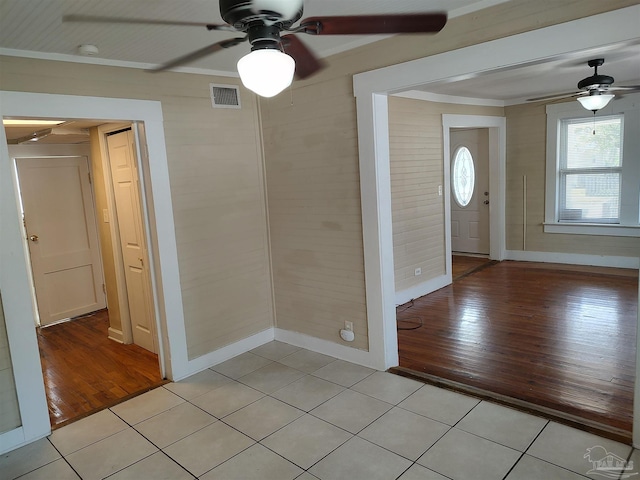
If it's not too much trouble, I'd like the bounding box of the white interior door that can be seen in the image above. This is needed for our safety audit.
[450,128,490,255]
[106,129,157,353]
[15,155,106,326]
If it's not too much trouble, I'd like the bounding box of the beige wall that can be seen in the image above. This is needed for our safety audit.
[0,56,274,360]
[505,102,640,256]
[0,292,21,434]
[389,97,503,293]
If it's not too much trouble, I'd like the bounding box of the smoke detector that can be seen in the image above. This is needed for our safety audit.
[77,44,99,56]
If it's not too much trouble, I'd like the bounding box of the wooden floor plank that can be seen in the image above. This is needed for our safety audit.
[37,309,165,429]
[396,259,637,438]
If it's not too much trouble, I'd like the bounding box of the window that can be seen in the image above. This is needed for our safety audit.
[558,115,622,223]
[452,146,475,207]
[544,97,640,237]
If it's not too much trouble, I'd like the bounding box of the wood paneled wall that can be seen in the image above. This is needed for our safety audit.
[505,102,640,257]
[388,97,503,293]
[0,56,274,360]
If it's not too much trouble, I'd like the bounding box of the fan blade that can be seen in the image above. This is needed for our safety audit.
[62,14,231,31]
[527,91,583,102]
[297,13,446,35]
[281,35,325,80]
[608,85,640,91]
[150,37,247,72]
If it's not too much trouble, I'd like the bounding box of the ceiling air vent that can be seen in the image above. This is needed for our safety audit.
[210,84,241,109]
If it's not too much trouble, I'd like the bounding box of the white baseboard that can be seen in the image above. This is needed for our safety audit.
[274,328,379,370]
[174,328,275,382]
[505,250,639,269]
[107,327,124,343]
[395,274,451,306]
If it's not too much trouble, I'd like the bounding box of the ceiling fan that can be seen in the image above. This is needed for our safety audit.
[528,58,640,112]
[63,0,447,97]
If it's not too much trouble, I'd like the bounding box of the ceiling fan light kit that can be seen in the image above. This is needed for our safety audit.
[237,48,295,97]
[577,93,614,112]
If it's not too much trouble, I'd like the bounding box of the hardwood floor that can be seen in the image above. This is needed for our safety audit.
[37,309,165,429]
[396,259,637,441]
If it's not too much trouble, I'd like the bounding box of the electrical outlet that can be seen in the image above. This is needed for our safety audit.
[344,321,353,332]
[415,267,422,276]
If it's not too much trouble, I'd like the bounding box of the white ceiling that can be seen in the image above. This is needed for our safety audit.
[0,0,638,105]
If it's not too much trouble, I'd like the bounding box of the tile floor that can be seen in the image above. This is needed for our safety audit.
[2,341,637,480]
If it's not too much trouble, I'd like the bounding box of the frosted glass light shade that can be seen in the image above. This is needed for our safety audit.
[577,94,614,112]
[237,49,295,98]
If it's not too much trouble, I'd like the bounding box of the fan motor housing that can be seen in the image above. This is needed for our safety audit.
[220,0,303,29]
[578,74,614,90]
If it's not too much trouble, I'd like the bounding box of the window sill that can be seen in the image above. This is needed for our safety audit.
[543,222,640,237]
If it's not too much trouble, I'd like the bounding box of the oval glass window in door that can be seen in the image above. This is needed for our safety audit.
[452,146,475,207]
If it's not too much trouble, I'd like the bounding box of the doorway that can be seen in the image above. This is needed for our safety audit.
[6,119,164,428]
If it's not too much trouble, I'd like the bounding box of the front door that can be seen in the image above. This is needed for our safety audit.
[450,128,490,255]
[15,153,106,326]
[106,129,157,353]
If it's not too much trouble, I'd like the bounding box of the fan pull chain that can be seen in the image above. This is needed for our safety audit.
[593,112,596,135]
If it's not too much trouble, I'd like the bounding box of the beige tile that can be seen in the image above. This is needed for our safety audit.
[277,349,336,373]
[250,341,301,360]
[262,414,352,469]
[224,396,304,440]
[359,407,449,460]
[134,402,216,448]
[211,352,273,379]
[312,360,375,387]
[398,384,480,425]
[163,421,254,477]
[65,428,157,480]
[163,369,231,400]
[505,454,589,480]
[271,375,344,411]
[295,473,320,480]
[309,436,412,480]
[351,371,422,404]
[107,451,194,480]
[18,458,80,480]
[110,387,184,425]
[310,389,392,434]
[190,381,264,418]
[397,463,449,480]
[527,422,633,479]
[0,438,60,480]
[201,444,303,480]
[623,449,640,478]
[417,428,520,480]
[49,408,128,455]
[456,401,547,451]
[237,362,305,394]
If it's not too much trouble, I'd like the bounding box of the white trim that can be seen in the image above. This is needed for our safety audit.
[177,328,275,381]
[543,223,640,237]
[0,428,39,456]
[0,91,187,452]
[505,249,640,269]
[395,274,450,307]
[107,327,125,343]
[275,328,378,370]
[394,90,504,107]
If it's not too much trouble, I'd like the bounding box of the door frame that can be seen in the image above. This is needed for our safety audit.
[0,91,188,453]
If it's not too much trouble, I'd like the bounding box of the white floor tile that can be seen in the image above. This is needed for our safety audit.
[211,352,273,379]
[527,422,633,479]
[250,341,301,360]
[237,362,306,394]
[271,375,344,411]
[397,463,449,480]
[398,384,480,425]
[223,396,304,440]
[110,387,184,425]
[200,444,303,480]
[190,381,264,418]
[0,438,60,480]
[134,402,216,448]
[65,428,157,480]
[262,414,352,469]
[163,369,231,400]
[107,451,194,480]
[163,421,254,477]
[49,408,128,455]
[277,349,336,373]
[351,371,422,404]
[311,360,375,387]
[309,436,412,480]
[359,407,449,460]
[310,389,392,434]
[456,401,547,451]
[17,458,80,480]
[417,428,520,480]
[505,454,590,480]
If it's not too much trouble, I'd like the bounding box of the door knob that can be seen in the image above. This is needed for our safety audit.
[29,234,39,242]
[484,200,490,205]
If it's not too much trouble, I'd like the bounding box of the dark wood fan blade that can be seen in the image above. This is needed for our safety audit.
[608,85,640,91]
[527,91,582,102]
[63,14,231,31]
[298,13,446,35]
[149,37,247,72]
[281,35,325,80]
